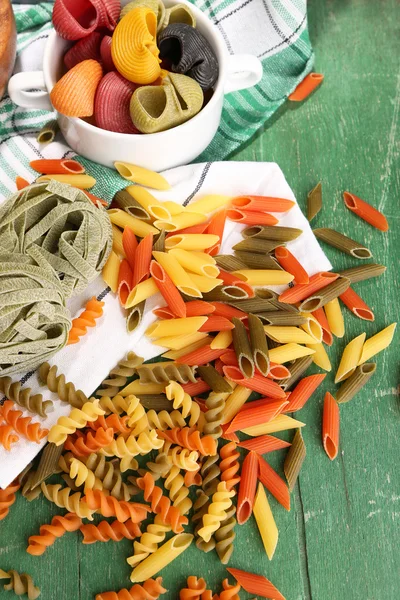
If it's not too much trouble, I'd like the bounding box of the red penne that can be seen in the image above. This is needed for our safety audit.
[236,451,259,524]
[274,247,309,285]
[184,300,215,317]
[199,316,234,332]
[83,191,108,207]
[220,349,238,366]
[176,345,225,366]
[214,359,224,375]
[167,222,209,237]
[289,72,324,101]
[64,31,102,70]
[227,209,278,226]
[343,191,388,231]
[238,435,291,454]
[16,176,29,190]
[278,271,339,304]
[226,398,289,434]
[258,455,290,511]
[100,35,114,72]
[30,159,85,175]
[132,234,153,287]
[218,269,254,297]
[223,366,286,399]
[339,287,374,321]
[210,302,247,321]
[227,568,286,600]
[322,391,340,460]
[221,424,240,443]
[205,209,227,256]
[232,195,295,213]
[94,71,139,134]
[182,379,211,396]
[122,227,138,272]
[312,307,333,345]
[268,363,291,380]
[150,261,186,319]
[117,259,133,306]
[283,373,326,412]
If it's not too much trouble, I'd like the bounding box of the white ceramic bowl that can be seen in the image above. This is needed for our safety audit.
[8,0,262,171]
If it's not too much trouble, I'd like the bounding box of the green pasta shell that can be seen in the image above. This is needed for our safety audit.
[120,0,166,31]
[130,72,203,133]
[160,3,196,31]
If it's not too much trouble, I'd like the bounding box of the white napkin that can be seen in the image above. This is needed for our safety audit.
[0,161,332,489]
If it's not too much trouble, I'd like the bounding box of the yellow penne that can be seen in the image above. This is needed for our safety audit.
[37,174,96,188]
[222,385,252,424]
[163,201,183,216]
[162,337,211,360]
[168,249,219,277]
[264,326,317,345]
[120,381,166,396]
[242,414,305,436]
[358,323,397,365]
[210,330,233,350]
[114,162,170,191]
[102,250,120,293]
[153,212,208,232]
[184,194,232,214]
[324,298,345,338]
[187,274,223,293]
[306,342,331,371]
[232,270,294,286]
[335,333,366,383]
[125,278,159,308]
[146,316,208,338]
[154,332,209,350]
[130,533,193,583]
[253,482,278,560]
[152,251,201,298]
[125,186,171,221]
[112,225,125,257]
[165,234,219,251]
[108,208,158,237]
[268,343,316,364]
[300,312,323,343]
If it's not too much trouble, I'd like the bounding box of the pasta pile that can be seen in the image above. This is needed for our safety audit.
[50,0,218,134]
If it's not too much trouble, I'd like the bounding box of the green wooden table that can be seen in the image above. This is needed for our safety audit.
[1,1,399,598]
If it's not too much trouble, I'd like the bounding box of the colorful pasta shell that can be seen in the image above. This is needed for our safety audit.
[53,0,120,41]
[111,7,161,84]
[50,59,103,117]
[100,35,115,72]
[94,71,139,133]
[64,31,103,70]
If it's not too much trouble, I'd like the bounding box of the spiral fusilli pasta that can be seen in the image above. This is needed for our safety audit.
[219,442,241,491]
[84,489,150,523]
[95,577,166,600]
[80,519,141,544]
[40,482,94,520]
[0,478,20,520]
[219,578,241,600]
[203,391,227,439]
[179,576,206,599]
[84,453,136,501]
[163,465,192,515]
[127,514,171,567]
[0,424,19,450]
[0,376,52,417]
[88,413,130,434]
[64,427,115,456]
[164,442,200,472]
[126,395,149,435]
[146,409,186,431]
[96,352,144,397]
[98,394,130,415]
[0,570,40,600]
[137,363,197,385]
[215,504,237,565]
[69,457,104,492]
[27,512,82,555]
[197,482,235,543]
[137,473,188,533]
[39,362,88,408]
[0,400,48,443]
[158,427,217,456]
[165,381,200,427]
[192,490,215,553]
[48,399,105,445]
[201,453,221,497]
[67,297,104,345]
[139,452,171,481]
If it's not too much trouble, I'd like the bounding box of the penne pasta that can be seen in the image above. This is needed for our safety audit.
[16,176,30,190]
[337,263,386,284]
[165,234,220,251]
[358,323,397,364]
[284,373,326,412]
[162,337,211,360]
[343,191,389,231]
[232,317,255,378]
[182,300,215,317]
[102,250,120,293]
[284,429,306,491]
[37,119,59,144]
[238,435,291,454]
[152,251,201,298]
[227,208,278,226]
[299,313,323,343]
[126,300,145,333]
[222,386,252,424]
[268,343,316,364]
[37,174,95,188]
[125,185,172,220]
[154,332,209,350]
[30,158,85,175]
[118,258,133,306]
[242,225,302,242]
[248,314,270,376]
[150,260,186,319]
[274,246,309,284]
[279,271,339,304]
[153,229,166,252]
[223,366,286,399]
[146,316,207,338]
[255,311,307,327]
[257,455,290,511]
[210,330,233,350]
[264,326,317,345]
[121,226,137,264]
[120,381,166,396]
[176,344,225,366]
[188,274,222,293]
[205,209,227,255]
[210,302,247,321]
[237,451,258,524]
[108,208,158,237]
[154,212,208,232]
[215,254,247,272]
[130,533,193,582]
[199,316,234,332]
[232,195,295,212]
[132,233,153,287]
[233,237,283,254]
[114,189,152,221]
[242,414,305,436]
[314,227,372,259]
[226,398,289,434]
[307,182,322,221]
[324,298,345,338]
[235,250,283,270]
[125,277,159,308]
[322,392,339,461]
[280,355,313,390]
[298,276,350,312]
[339,287,374,321]
[336,363,376,404]
[232,269,294,286]
[114,162,170,191]
[168,249,219,277]
[312,307,333,345]
[335,333,366,383]
[184,194,232,214]
[306,342,331,371]
[227,568,285,600]
[197,366,233,393]
[162,201,183,216]
[289,72,324,100]
[253,482,278,559]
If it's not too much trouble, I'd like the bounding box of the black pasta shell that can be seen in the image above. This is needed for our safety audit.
[158,23,219,91]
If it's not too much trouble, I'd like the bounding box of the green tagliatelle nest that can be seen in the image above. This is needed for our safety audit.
[0,181,112,376]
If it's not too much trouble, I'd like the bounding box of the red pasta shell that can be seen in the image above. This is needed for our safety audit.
[94,71,139,134]
[53,0,120,41]
[100,36,115,72]
[64,32,103,70]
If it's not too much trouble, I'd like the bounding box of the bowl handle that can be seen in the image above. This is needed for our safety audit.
[224,54,263,94]
[8,71,53,110]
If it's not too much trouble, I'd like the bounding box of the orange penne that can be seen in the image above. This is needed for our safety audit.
[238,435,291,454]
[283,373,326,412]
[339,287,374,321]
[312,307,333,345]
[343,192,389,231]
[236,451,259,524]
[322,392,340,460]
[227,208,279,226]
[30,158,85,175]
[289,72,324,101]
[227,568,285,600]
[223,366,286,399]
[132,233,153,287]
[258,455,290,511]
[117,259,133,306]
[279,271,339,304]
[226,398,289,434]
[16,176,30,190]
[220,349,237,366]
[210,302,247,321]
[181,379,211,396]
[205,209,227,256]
[218,269,254,297]
[275,246,309,284]
[184,301,216,317]
[221,423,240,443]
[231,195,295,213]
[199,316,234,332]
[167,222,209,236]
[83,191,108,207]
[176,344,225,366]
[122,227,138,272]
[150,261,186,319]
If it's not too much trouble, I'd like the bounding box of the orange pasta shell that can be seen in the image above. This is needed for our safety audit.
[50,59,103,117]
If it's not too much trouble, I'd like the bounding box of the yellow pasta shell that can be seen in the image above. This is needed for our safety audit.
[111,7,161,84]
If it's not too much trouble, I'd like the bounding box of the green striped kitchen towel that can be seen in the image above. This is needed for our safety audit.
[0,1,313,202]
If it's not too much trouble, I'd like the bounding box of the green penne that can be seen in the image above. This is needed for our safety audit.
[136,395,175,410]
[233,238,283,254]
[299,276,351,312]
[215,254,248,271]
[337,263,386,283]
[202,286,250,301]
[228,297,279,313]
[284,429,306,491]
[29,443,64,489]
[197,365,233,393]
[336,363,376,404]
[242,225,302,242]
[126,300,146,332]
[153,229,166,252]
[36,119,59,144]
[280,356,313,390]
[307,182,322,221]
[234,250,283,270]
[254,311,308,326]
[114,189,152,221]
[248,313,270,376]
[313,228,372,259]
[255,289,278,300]
[231,317,255,378]
[264,298,300,313]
